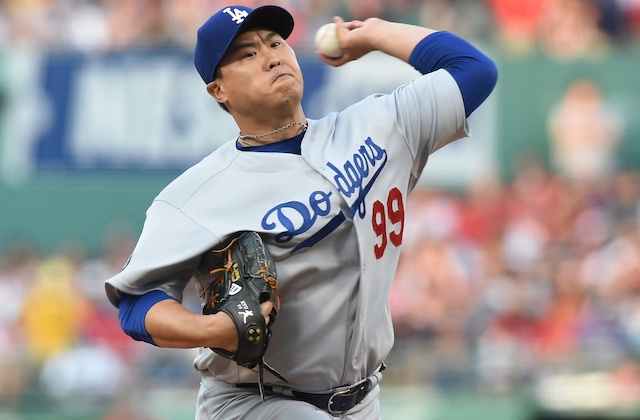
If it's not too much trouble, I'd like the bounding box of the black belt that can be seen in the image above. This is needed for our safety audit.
[236,365,384,415]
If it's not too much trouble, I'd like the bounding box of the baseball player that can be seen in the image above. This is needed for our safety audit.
[105,4,497,419]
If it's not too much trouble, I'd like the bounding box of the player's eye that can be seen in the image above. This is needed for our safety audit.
[271,41,281,48]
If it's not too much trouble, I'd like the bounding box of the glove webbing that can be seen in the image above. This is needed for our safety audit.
[257,261,280,311]
[206,238,281,311]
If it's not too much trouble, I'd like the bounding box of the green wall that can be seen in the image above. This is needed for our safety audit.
[2,49,640,255]
[0,172,175,256]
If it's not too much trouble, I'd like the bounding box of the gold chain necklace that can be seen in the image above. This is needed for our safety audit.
[237,121,308,147]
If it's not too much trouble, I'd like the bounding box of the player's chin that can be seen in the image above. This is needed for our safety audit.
[271,80,303,101]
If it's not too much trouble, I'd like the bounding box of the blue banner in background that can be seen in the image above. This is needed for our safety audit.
[0,49,494,187]
[20,50,325,172]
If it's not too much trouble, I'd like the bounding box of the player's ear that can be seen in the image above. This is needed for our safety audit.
[207,80,227,105]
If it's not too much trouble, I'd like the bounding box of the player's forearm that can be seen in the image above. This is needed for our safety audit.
[145,299,237,349]
[325,17,439,66]
[366,19,439,63]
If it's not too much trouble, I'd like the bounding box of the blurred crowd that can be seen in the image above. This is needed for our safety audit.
[1,0,640,57]
[390,162,640,397]
[1,164,640,413]
[0,221,203,417]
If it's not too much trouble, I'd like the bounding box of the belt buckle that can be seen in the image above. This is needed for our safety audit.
[327,384,365,415]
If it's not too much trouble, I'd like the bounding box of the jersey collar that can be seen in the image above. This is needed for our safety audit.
[236,131,304,154]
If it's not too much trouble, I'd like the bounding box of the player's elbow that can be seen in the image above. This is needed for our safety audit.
[480,56,498,97]
[457,55,498,117]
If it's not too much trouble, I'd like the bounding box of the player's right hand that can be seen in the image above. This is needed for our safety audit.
[317,16,379,67]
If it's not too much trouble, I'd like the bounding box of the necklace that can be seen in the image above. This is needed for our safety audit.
[237,121,308,147]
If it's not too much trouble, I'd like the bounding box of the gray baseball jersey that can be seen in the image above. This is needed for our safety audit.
[105,68,467,416]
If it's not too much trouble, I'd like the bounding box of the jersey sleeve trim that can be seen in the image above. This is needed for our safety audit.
[118,290,175,345]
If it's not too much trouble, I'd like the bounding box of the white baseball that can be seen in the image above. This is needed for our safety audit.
[314,23,342,58]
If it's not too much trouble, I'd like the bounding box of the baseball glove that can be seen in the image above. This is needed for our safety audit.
[200,231,285,398]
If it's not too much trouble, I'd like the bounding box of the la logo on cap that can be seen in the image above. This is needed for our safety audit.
[223,7,249,24]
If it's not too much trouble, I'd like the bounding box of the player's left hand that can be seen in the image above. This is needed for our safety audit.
[260,301,274,325]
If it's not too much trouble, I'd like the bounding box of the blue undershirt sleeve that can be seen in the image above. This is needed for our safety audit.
[408,31,498,117]
[118,290,175,345]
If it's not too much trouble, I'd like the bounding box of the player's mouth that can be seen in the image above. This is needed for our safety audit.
[273,72,292,83]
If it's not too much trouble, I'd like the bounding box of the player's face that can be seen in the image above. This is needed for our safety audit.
[211,29,304,116]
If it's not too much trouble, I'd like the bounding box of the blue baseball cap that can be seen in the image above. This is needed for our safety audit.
[194,5,295,84]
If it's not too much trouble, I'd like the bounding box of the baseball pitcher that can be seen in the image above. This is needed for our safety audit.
[105,4,498,419]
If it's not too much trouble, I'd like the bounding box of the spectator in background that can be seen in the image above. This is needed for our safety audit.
[484,0,544,55]
[503,156,569,243]
[547,77,625,189]
[60,0,110,52]
[538,0,612,60]
[610,171,640,224]
[0,241,37,402]
[75,223,144,359]
[458,170,506,246]
[4,0,59,47]
[591,0,628,42]
[620,0,640,39]
[418,0,492,42]
[534,258,588,362]
[343,0,385,20]
[19,256,89,365]
[103,0,179,49]
[0,3,12,47]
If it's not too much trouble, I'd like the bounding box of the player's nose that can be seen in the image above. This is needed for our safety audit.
[263,48,281,70]
[268,56,281,70]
